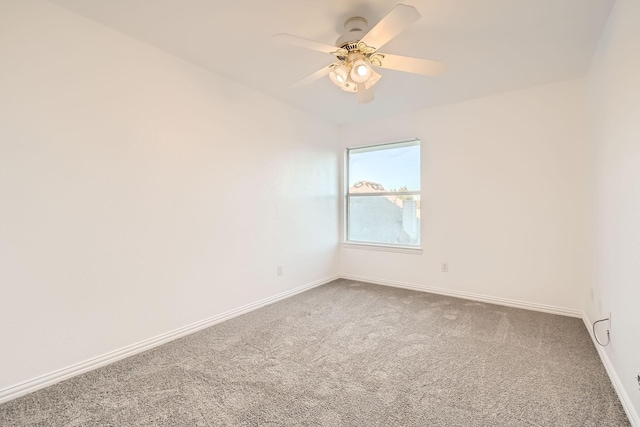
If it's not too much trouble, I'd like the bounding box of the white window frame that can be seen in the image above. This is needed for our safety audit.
[344,139,422,254]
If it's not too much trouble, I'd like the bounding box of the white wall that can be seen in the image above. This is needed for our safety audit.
[587,0,640,421]
[339,79,590,314]
[0,0,338,393]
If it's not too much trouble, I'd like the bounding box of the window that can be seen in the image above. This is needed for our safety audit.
[346,139,421,247]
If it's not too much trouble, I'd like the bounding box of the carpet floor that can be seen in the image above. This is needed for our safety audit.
[0,279,630,426]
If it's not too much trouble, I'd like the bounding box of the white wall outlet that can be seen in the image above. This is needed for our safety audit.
[277,266,283,276]
[442,263,449,273]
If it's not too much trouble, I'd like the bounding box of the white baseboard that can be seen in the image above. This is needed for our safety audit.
[582,314,639,427]
[340,274,582,318]
[0,274,339,404]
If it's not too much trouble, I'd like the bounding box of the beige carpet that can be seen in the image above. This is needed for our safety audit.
[0,279,630,426]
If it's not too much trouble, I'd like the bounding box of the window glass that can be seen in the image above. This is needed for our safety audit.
[347,140,420,246]
[348,141,420,191]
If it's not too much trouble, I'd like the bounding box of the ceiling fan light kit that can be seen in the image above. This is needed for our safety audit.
[274,4,446,104]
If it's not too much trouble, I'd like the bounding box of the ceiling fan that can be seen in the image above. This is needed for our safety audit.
[274,3,446,104]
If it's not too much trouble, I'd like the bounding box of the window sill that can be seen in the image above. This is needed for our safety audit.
[341,242,423,255]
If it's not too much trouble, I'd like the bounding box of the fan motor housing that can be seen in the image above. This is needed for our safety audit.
[336,17,368,49]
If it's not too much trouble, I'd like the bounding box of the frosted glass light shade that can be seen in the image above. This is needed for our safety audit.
[350,59,371,83]
[329,70,345,87]
[364,69,382,90]
[335,64,349,82]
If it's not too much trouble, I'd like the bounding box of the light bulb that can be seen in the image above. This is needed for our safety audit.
[349,59,371,83]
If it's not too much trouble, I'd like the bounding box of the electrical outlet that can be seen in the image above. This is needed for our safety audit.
[636,373,640,390]
[442,263,448,273]
[277,266,283,276]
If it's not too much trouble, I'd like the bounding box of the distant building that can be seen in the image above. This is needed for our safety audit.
[348,181,420,245]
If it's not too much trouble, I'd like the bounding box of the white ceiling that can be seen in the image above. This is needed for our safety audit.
[48,0,615,125]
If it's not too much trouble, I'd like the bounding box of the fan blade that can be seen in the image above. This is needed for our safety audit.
[356,83,375,104]
[273,33,337,54]
[287,64,334,89]
[360,4,421,50]
[377,53,446,76]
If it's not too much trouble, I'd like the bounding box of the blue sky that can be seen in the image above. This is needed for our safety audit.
[348,144,420,191]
